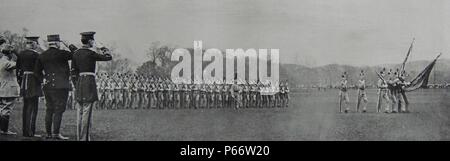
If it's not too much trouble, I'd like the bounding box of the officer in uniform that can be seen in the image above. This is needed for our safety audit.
[71,32,112,141]
[356,70,368,112]
[17,36,43,137]
[339,72,350,113]
[0,40,19,135]
[35,34,77,139]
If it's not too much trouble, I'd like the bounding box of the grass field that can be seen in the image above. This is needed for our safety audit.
[1,89,449,141]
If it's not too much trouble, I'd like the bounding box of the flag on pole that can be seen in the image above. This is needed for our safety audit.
[401,38,415,72]
[404,53,441,92]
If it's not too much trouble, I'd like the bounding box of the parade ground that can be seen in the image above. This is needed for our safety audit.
[1,89,449,141]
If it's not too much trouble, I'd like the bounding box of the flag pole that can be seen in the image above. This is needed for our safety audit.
[401,38,415,72]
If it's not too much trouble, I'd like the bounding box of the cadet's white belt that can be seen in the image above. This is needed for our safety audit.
[79,72,95,76]
[23,71,34,74]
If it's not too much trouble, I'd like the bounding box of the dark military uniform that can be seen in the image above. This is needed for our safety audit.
[17,47,43,137]
[71,31,112,141]
[35,38,77,138]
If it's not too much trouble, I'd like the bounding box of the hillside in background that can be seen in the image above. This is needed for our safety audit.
[280,58,450,87]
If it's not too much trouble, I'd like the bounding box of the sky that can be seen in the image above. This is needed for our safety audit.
[0,0,449,67]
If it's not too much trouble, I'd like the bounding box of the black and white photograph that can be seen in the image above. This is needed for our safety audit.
[0,0,449,147]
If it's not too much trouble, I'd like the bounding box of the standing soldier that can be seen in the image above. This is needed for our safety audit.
[261,83,269,108]
[35,34,77,140]
[157,80,164,109]
[398,71,410,113]
[17,36,43,137]
[284,81,290,107]
[242,82,250,108]
[173,82,180,109]
[216,81,223,108]
[109,76,118,110]
[230,79,243,109]
[192,83,199,109]
[388,69,399,113]
[104,76,113,109]
[112,75,122,109]
[257,81,263,108]
[199,83,207,108]
[141,77,149,109]
[339,72,350,113]
[131,76,140,109]
[376,69,390,113]
[356,70,368,113]
[250,83,258,108]
[71,32,112,141]
[279,82,286,108]
[0,41,19,135]
[149,80,157,109]
[391,70,405,113]
[208,83,215,108]
[123,75,132,109]
[221,82,228,108]
[167,80,174,109]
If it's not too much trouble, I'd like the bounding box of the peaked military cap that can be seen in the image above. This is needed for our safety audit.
[25,36,40,44]
[80,31,96,40]
[47,34,61,42]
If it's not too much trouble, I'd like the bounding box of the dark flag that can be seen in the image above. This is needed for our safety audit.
[404,53,441,92]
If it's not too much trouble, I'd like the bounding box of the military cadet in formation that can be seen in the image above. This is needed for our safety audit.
[114,74,124,109]
[149,80,157,109]
[35,34,77,140]
[71,31,112,141]
[398,71,410,113]
[173,82,180,109]
[66,72,291,110]
[17,36,43,137]
[356,70,368,113]
[283,81,290,107]
[339,72,350,113]
[215,82,223,108]
[376,68,390,113]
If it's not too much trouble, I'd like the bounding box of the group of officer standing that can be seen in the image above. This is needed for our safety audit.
[78,74,291,110]
[0,32,112,141]
[338,68,410,113]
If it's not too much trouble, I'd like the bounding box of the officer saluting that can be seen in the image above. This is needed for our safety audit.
[0,39,20,135]
[17,36,43,137]
[35,34,77,140]
[71,32,112,141]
